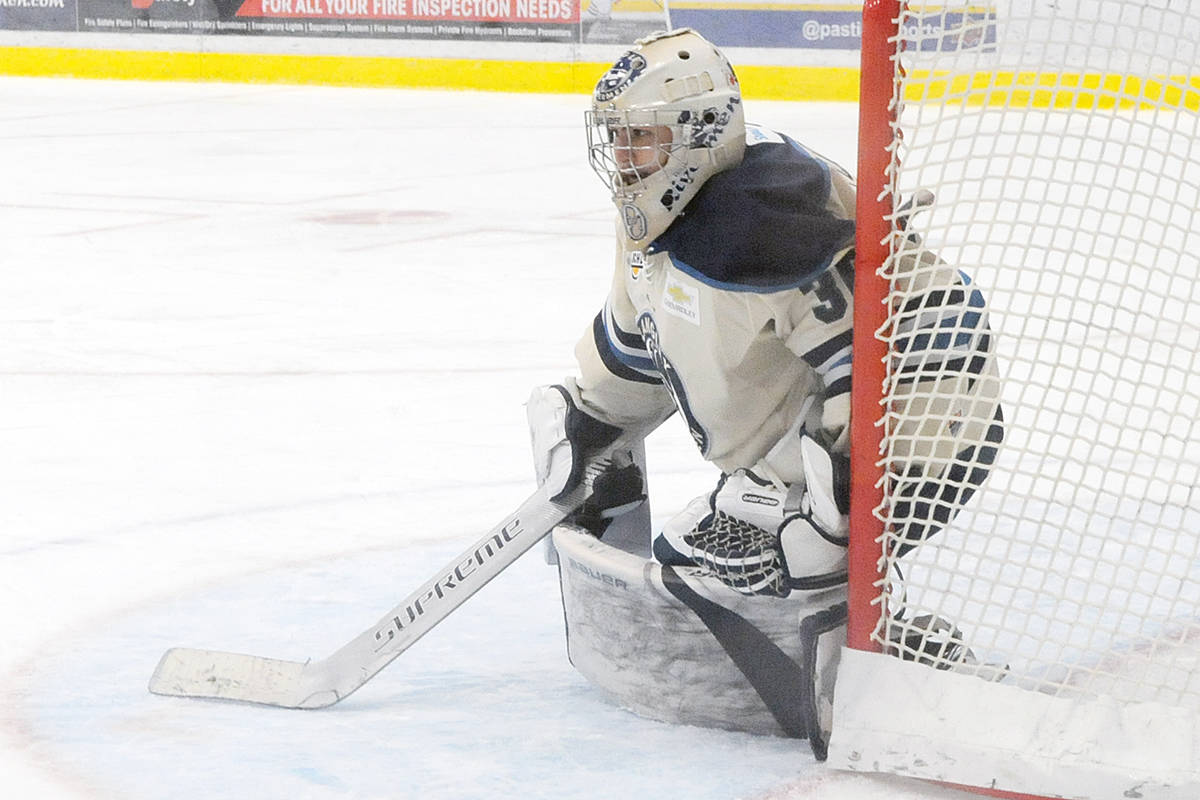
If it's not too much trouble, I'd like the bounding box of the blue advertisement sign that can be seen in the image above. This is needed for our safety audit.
[671,5,997,50]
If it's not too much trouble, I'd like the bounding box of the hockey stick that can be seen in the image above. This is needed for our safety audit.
[148,456,618,709]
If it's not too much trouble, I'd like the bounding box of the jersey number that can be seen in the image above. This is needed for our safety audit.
[805,271,848,324]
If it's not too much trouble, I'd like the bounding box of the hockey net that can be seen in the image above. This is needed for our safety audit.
[831,2,1200,798]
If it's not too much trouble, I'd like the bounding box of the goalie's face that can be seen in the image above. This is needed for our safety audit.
[587,112,677,194]
[611,124,673,185]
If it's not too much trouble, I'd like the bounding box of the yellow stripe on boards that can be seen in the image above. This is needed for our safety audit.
[736,64,860,102]
[0,47,604,93]
[904,70,1200,111]
[4,47,1195,110]
[0,46,862,100]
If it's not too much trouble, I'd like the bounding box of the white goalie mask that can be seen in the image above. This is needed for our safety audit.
[587,28,746,243]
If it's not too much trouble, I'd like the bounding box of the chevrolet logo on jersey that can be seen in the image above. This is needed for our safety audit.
[663,278,700,325]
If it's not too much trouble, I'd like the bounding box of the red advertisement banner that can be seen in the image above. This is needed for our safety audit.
[236,0,577,23]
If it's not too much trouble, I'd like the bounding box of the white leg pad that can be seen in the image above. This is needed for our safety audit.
[555,525,844,741]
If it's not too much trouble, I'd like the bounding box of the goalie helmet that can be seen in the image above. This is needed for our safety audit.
[587,28,746,243]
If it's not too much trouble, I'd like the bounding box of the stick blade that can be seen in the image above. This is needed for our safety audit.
[149,648,334,709]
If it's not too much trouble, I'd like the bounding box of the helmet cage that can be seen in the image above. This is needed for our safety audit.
[587,109,687,197]
[586,29,745,242]
[587,101,741,241]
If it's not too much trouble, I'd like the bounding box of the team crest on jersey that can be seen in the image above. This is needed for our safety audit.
[627,249,646,280]
[663,277,700,325]
[637,313,709,454]
[595,52,647,102]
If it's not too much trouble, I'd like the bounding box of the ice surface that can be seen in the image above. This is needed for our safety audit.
[0,76,966,799]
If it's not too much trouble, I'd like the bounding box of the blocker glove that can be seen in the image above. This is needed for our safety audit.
[688,432,849,597]
[527,384,624,502]
[570,449,647,537]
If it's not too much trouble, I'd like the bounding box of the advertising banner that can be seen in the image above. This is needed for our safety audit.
[0,0,77,31]
[668,4,997,51]
[221,0,579,41]
[23,0,581,39]
[3,0,997,49]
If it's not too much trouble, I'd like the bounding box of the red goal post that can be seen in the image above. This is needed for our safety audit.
[838,1,1200,798]
[846,0,896,659]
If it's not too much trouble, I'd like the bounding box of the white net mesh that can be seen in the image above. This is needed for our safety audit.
[872,0,1200,709]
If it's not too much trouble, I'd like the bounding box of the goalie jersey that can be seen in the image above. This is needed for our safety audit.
[568,124,859,478]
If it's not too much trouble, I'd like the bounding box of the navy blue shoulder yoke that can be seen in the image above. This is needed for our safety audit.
[649,132,855,292]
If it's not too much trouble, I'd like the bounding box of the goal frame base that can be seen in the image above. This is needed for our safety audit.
[827,649,1200,799]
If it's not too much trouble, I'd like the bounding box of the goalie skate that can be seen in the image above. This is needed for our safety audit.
[889,613,1009,683]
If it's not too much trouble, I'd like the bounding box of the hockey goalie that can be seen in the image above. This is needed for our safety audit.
[527,29,1006,759]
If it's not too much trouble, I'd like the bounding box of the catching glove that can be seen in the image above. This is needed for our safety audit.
[684,433,849,597]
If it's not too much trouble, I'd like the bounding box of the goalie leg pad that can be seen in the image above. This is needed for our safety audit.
[657,564,847,759]
[561,524,849,755]
[799,601,848,761]
[891,403,1005,557]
